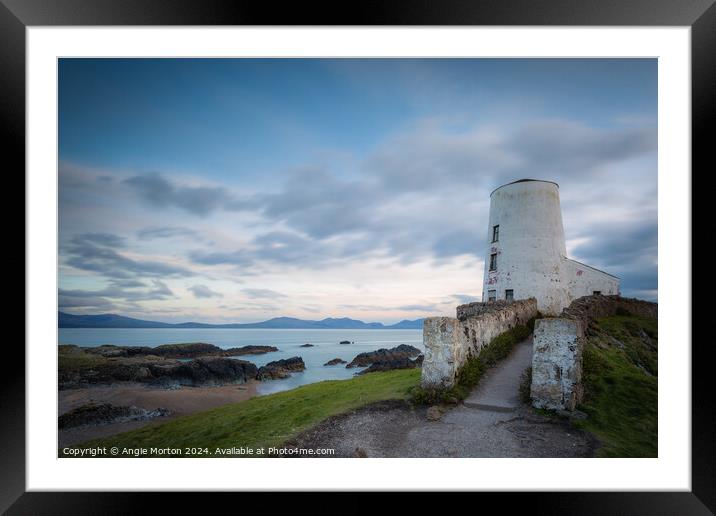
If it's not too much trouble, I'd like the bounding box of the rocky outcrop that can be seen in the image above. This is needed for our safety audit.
[148,358,259,387]
[299,343,314,348]
[324,358,347,366]
[346,344,421,369]
[339,340,352,345]
[256,357,306,380]
[58,346,259,389]
[355,356,421,375]
[58,402,170,428]
[225,345,279,355]
[81,343,278,359]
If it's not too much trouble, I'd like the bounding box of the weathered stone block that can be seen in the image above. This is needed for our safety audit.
[530,318,584,411]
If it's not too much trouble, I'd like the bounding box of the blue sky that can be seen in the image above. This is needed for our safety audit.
[58,58,657,323]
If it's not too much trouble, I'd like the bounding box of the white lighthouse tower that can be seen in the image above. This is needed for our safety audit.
[482,179,619,315]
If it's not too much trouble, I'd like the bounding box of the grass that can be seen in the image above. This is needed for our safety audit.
[58,347,107,371]
[61,368,420,457]
[410,317,536,405]
[518,366,532,404]
[572,315,658,457]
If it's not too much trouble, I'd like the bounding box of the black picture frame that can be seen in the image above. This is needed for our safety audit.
[4,0,710,512]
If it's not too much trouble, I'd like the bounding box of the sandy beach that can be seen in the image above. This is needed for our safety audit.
[59,381,259,448]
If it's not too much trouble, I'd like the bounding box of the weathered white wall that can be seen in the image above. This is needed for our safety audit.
[481,179,619,315]
[421,299,537,389]
[530,318,584,411]
[563,258,620,299]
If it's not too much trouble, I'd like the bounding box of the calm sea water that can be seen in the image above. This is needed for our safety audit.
[58,328,423,395]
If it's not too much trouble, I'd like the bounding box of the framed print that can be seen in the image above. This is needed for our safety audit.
[4,0,712,511]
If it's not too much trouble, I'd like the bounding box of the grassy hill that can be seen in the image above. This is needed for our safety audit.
[574,314,658,457]
[62,368,421,457]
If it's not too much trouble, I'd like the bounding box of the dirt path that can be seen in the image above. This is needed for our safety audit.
[287,338,598,458]
[58,381,258,448]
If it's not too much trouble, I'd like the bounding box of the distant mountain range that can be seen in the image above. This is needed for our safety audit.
[58,311,425,330]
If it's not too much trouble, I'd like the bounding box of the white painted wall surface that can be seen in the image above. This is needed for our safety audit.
[562,258,620,299]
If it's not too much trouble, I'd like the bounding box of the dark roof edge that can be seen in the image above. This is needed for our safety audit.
[490,179,560,197]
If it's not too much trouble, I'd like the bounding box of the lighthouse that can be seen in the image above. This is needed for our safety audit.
[482,179,619,315]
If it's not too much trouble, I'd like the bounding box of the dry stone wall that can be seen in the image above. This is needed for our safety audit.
[421,299,538,389]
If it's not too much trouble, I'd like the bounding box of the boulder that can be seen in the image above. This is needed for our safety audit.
[355,357,418,375]
[426,406,444,421]
[58,402,171,428]
[299,343,314,348]
[256,356,306,380]
[324,358,347,366]
[346,344,421,368]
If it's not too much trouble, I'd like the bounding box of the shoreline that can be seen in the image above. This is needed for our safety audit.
[59,380,259,448]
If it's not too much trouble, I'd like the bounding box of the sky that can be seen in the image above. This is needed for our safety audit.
[58,58,657,324]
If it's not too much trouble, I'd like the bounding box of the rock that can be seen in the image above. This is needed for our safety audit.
[149,358,259,386]
[58,402,170,429]
[256,356,306,380]
[224,345,279,355]
[352,447,368,458]
[413,354,424,366]
[356,357,418,375]
[58,344,260,389]
[323,358,347,366]
[82,343,279,359]
[339,340,352,345]
[146,343,223,358]
[299,343,314,348]
[346,344,421,368]
[426,406,444,421]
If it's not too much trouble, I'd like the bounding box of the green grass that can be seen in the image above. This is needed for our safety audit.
[58,347,107,370]
[61,368,420,457]
[573,315,658,457]
[411,317,536,405]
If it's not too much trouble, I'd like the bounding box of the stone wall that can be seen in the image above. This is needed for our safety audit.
[560,294,658,330]
[530,318,584,411]
[421,298,538,389]
[530,294,657,411]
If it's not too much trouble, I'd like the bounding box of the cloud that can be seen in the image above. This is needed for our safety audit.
[137,226,199,240]
[450,294,480,304]
[570,220,657,299]
[188,284,223,298]
[58,279,175,311]
[396,303,442,312]
[60,116,657,310]
[75,232,127,248]
[63,232,194,279]
[123,173,255,217]
[242,288,286,299]
[179,117,656,300]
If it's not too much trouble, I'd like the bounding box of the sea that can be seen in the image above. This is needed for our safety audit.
[58,328,423,396]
